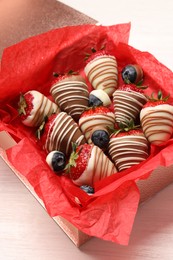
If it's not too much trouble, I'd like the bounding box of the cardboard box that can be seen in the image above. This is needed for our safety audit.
[1,130,173,246]
[0,130,91,247]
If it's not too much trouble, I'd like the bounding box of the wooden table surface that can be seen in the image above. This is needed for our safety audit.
[1,0,173,259]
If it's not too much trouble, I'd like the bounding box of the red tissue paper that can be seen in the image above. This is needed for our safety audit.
[0,23,173,245]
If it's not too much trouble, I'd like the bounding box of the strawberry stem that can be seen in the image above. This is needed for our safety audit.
[18,93,27,115]
[36,116,48,139]
[113,119,141,136]
[65,143,82,174]
[53,70,78,78]
[147,90,170,102]
[91,47,96,53]
[53,72,59,77]
[84,45,106,61]
[124,78,148,89]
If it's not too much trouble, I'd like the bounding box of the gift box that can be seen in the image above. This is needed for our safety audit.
[0,130,91,246]
[0,23,173,247]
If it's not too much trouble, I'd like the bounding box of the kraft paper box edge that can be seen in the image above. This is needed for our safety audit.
[0,130,90,247]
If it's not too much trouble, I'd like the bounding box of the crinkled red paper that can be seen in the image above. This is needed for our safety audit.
[0,23,173,245]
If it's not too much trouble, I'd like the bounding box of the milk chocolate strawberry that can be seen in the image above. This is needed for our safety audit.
[108,120,149,171]
[66,143,117,186]
[84,49,118,97]
[38,112,86,156]
[50,73,89,121]
[113,82,148,125]
[18,90,60,127]
[79,106,115,143]
[140,91,173,145]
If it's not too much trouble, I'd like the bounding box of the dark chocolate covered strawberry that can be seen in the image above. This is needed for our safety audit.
[18,90,60,127]
[140,91,173,145]
[66,143,117,186]
[50,73,89,121]
[113,82,147,125]
[84,49,118,97]
[108,120,149,171]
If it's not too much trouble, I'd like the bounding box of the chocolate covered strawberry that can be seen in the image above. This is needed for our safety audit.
[84,49,118,97]
[66,143,117,186]
[140,91,173,145]
[108,120,149,171]
[50,73,89,121]
[79,106,115,143]
[113,82,148,125]
[18,90,60,127]
[38,112,86,156]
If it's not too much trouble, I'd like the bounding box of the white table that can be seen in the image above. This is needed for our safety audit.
[1,1,173,259]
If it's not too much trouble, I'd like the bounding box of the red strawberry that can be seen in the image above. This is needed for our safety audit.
[84,48,118,97]
[119,83,145,93]
[50,72,89,121]
[18,90,59,127]
[140,91,173,145]
[85,49,109,63]
[37,111,86,156]
[79,106,115,143]
[66,143,117,186]
[108,120,149,171]
[113,82,148,125]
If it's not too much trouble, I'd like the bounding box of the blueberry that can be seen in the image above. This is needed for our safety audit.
[121,64,143,84]
[80,185,95,194]
[91,129,110,149]
[46,151,66,174]
[88,94,103,107]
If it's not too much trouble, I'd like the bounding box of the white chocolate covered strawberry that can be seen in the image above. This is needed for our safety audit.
[50,73,89,121]
[140,91,173,145]
[79,106,116,143]
[18,90,60,127]
[66,143,117,186]
[84,50,118,97]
